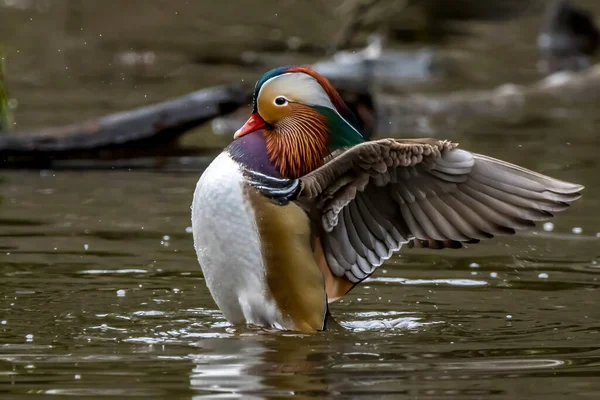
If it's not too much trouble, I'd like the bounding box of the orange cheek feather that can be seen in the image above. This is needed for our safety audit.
[264,104,329,179]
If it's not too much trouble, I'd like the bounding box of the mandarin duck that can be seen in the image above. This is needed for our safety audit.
[191,66,584,332]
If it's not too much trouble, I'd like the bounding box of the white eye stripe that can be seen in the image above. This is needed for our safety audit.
[258,72,334,110]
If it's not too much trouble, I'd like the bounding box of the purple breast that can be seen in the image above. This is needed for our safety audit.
[226,130,281,178]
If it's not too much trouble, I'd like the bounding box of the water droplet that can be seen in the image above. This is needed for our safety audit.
[490,272,498,278]
[538,273,549,279]
[543,222,554,232]
[117,289,126,297]
[471,271,478,276]
[25,334,33,341]
[572,227,582,234]
[185,226,193,233]
[1,320,6,325]
[83,244,89,250]
[469,263,480,268]
[74,374,81,380]
[506,315,513,319]
[162,235,170,241]
[172,288,180,294]
[287,36,302,51]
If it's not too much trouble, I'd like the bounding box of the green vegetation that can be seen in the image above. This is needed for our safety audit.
[0,47,13,133]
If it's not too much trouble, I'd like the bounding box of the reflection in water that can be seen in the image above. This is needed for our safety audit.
[185,330,593,399]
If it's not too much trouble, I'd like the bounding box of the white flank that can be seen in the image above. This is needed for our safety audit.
[191,153,285,328]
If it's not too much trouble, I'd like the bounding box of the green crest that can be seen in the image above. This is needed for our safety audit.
[313,106,366,150]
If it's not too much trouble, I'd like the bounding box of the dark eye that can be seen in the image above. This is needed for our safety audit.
[274,96,287,106]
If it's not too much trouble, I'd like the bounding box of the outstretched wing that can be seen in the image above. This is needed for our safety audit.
[295,139,583,283]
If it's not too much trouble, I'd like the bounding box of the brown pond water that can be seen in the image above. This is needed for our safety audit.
[1,1,600,399]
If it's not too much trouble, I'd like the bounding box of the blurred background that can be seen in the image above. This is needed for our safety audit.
[0,0,599,160]
[0,0,599,149]
[0,1,599,399]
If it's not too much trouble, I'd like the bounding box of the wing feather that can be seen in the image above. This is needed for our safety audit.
[295,139,583,283]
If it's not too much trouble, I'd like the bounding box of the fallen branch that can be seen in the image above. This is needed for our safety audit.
[3,50,600,169]
[0,84,249,167]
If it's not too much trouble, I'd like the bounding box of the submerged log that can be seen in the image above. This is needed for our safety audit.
[0,84,249,167]
[0,72,377,168]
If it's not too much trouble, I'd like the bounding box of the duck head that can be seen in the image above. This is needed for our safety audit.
[233,66,365,179]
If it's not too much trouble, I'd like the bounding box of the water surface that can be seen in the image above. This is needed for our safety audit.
[1,136,598,399]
